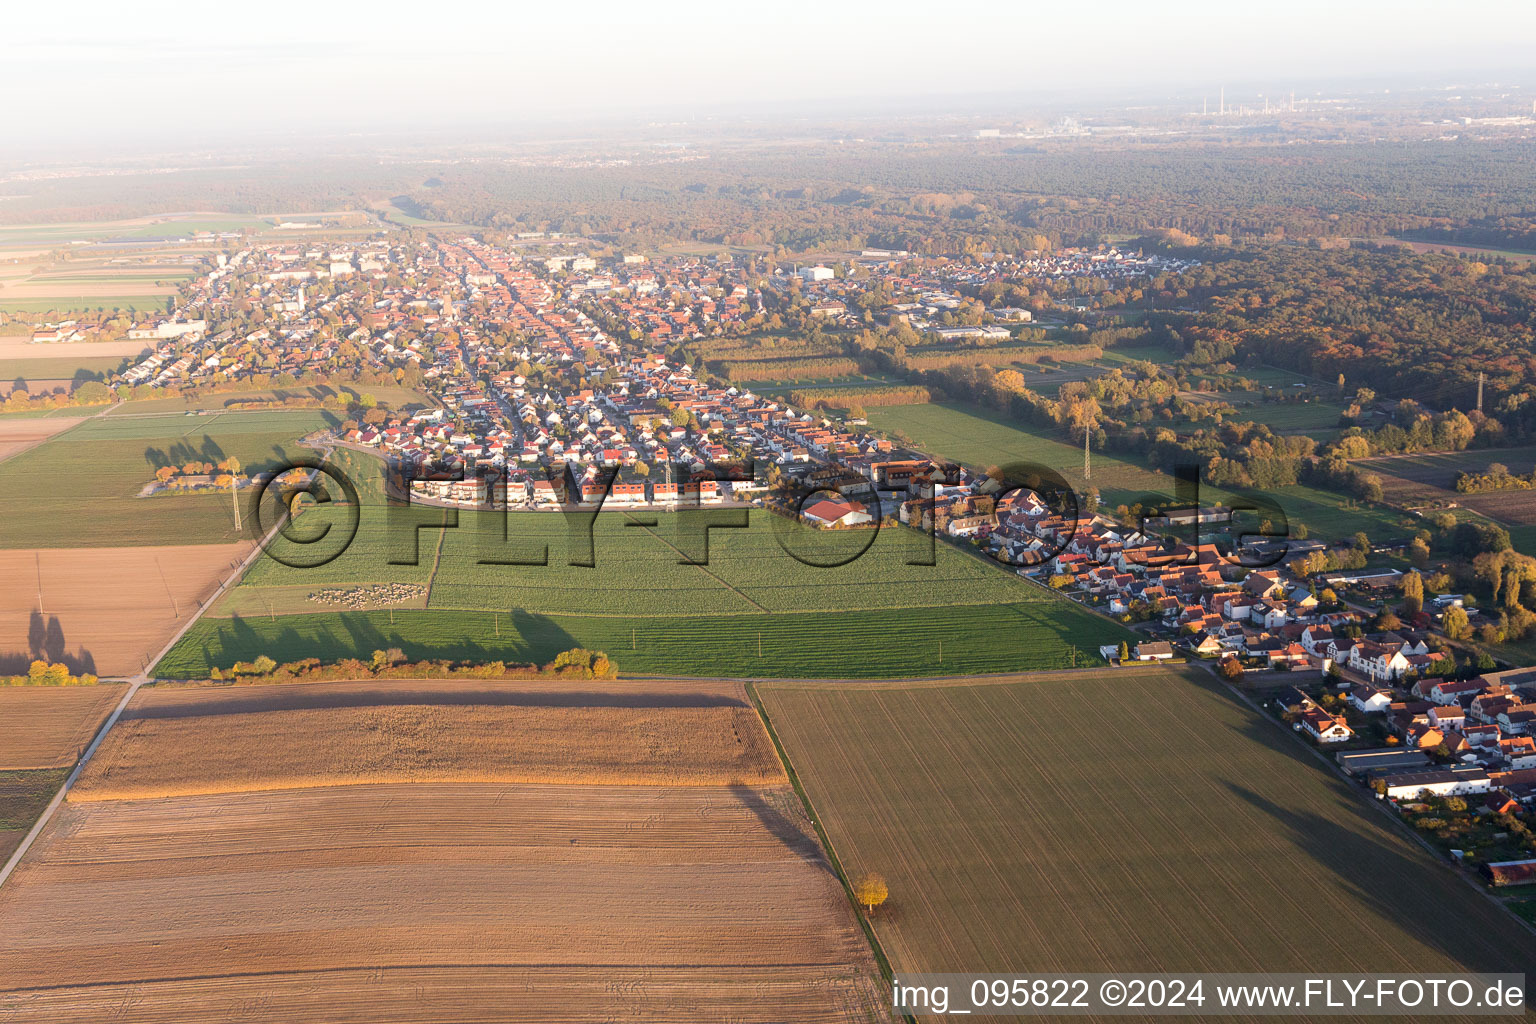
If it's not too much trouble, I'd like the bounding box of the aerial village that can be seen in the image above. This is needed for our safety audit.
[76,234,1536,834]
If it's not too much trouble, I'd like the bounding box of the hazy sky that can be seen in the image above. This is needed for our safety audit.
[7,0,1536,144]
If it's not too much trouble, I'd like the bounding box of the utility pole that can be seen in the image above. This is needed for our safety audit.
[1477,371,1485,414]
[1083,426,1091,481]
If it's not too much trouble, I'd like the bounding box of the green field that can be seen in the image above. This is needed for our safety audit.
[869,401,1415,542]
[156,599,1126,679]
[1230,399,1348,434]
[757,669,1536,979]
[868,401,1186,509]
[157,505,1132,677]
[0,409,337,548]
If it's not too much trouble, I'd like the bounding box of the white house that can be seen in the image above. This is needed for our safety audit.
[1349,685,1394,714]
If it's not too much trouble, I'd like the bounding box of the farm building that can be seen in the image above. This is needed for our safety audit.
[1482,859,1536,887]
[802,499,872,528]
[1382,768,1492,800]
[1336,749,1431,777]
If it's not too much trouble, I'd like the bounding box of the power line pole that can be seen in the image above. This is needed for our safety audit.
[1083,426,1091,481]
[1477,371,1485,415]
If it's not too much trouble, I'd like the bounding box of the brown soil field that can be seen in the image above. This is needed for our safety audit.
[0,679,886,1022]
[0,685,126,769]
[74,679,786,798]
[1358,447,1536,527]
[0,543,251,678]
[0,340,150,361]
[0,378,74,398]
[0,416,84,461]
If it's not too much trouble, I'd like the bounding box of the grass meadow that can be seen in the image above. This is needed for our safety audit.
[869,401,1416,543]
[0,409,336,548]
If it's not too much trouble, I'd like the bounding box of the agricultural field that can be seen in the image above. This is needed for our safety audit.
[165,505,1133,677]
[1358,445,1536,527]
[73,678,784,798]
[159,599,1126,680]
[1228,398,1349,435]
[0,415,86,462]
[0,770,68,865]
[103,383,431,416]
[0,409,336,548]
[870,401,1416,542]
[0,685,128,770]
[0,678,888,1022]
[0,339,148,393]
[757,668,1536,986]
[0,684,124,862]
[0,543,251,677]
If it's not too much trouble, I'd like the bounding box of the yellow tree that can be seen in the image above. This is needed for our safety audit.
[1401,571,1424,617]
[852,872,888,913]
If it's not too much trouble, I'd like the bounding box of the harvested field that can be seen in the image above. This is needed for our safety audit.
[0,543,250,677]
[73,679,786,798]
[1357,446,1536,526]
[0,415,84,461]
[0,685,126,769]
[0,340,149,362]
[0,678,886,1023]
[757,668,1536,986]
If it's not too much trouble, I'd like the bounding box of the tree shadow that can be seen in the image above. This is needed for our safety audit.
[728,782,834,876]
[194,609,593,679]
[1219,731,1536,981]
[0,610,98,675]
[143,436,229,470]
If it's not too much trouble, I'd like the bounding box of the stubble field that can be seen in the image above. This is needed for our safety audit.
[757,668,1536,1001]
[73,678,785,798]
[0,684,127,770]
[0,415,85,461]
[0,678,890,1023]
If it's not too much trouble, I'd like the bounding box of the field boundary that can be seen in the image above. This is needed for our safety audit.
[745,680,915,1024]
